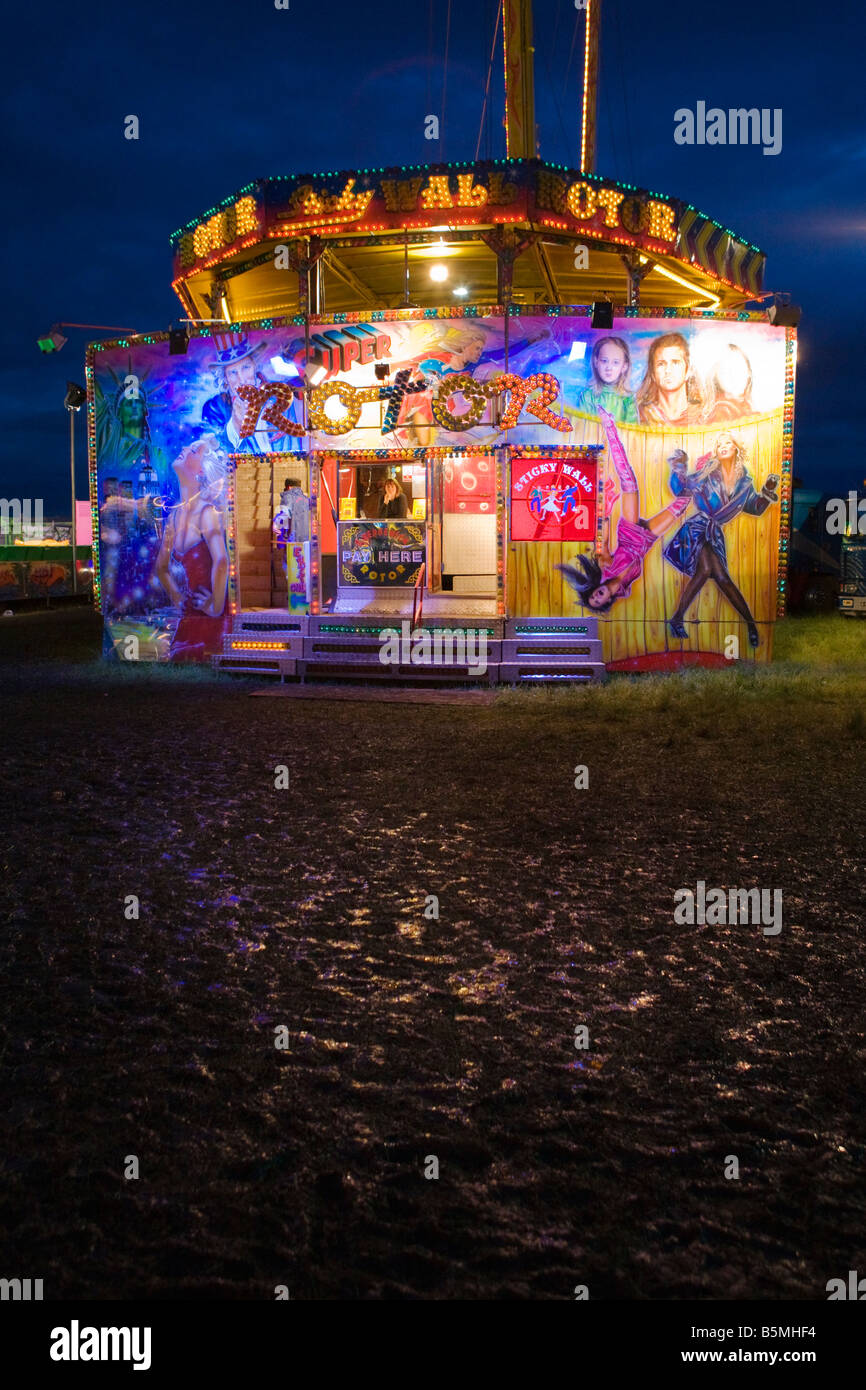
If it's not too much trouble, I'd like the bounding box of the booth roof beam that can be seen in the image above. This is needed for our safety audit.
[174,279,199,323]
[533,240,560,305]
[620,252,655,307]
[323,250,378,307]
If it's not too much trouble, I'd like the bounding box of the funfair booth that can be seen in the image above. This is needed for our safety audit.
[87,0,796,682]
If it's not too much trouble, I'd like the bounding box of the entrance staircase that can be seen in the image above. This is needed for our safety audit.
[500,617,606,682]
[214,611,606,682]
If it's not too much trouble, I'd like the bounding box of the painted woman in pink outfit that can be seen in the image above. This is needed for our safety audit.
[557,408,691,612]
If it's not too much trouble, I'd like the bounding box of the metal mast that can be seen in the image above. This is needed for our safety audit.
[581,0,601,173]
[503,0,537,159]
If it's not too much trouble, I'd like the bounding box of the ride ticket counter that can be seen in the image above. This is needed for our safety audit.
[325,450,502,608]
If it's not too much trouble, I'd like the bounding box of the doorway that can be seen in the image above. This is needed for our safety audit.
[231,455,311,611]
[430,453,498,595]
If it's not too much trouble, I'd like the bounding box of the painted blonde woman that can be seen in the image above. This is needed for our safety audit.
[664,431,778,647]
[397,326,490,446]
[155,434,230,661]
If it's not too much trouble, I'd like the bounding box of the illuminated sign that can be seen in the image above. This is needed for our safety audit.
[308,371,570,438]
[311,330,392,376]
[339,521,426,586]
[535,170,676,242]
[176,195,260,270]
[511,456,597,542]
[170,161,764,294]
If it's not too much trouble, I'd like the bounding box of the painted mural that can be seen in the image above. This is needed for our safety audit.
[89,312,790,667]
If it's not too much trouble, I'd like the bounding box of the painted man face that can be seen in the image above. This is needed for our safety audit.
[654,347,688,391]
[225,358,257,397]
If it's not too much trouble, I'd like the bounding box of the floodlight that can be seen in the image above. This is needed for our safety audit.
[767,301,801,328]
[64,381,87,411]
[38,326,67,353]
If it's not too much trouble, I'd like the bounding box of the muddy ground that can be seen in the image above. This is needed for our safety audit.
[1,609,864,1299]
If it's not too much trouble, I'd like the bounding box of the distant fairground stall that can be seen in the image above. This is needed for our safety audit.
[86,1,796,682]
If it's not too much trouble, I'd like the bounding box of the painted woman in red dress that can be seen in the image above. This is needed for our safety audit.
[155,435,230,662]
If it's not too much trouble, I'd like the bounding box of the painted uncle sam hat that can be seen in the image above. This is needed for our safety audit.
[209,330,258,366]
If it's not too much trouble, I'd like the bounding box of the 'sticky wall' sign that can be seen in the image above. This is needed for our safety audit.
[511,456,597,542]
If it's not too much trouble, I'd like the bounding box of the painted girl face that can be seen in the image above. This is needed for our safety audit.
[462,335,485,365]
[715,347,750,398]
[715,433,736,460]
[597,344,627,384]
[589,583,613,609]
[654,347,688,391]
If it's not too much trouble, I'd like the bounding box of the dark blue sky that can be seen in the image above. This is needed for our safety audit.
[3,0,864,512]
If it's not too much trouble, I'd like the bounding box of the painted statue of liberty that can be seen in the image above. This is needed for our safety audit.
[557,408,691,611]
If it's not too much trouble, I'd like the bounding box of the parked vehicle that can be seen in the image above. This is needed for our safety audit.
[838,535,866,617]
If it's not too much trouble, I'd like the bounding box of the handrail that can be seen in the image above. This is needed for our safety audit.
[412,562,426,629]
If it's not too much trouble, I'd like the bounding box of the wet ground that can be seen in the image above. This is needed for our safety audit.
[1,610,865,1299]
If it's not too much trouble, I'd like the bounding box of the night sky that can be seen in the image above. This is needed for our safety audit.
[4,0,863,514]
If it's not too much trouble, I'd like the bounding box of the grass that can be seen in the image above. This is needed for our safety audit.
[496,613,866,738]
[1,606,864,724]
[0,606,235,685]
[773,612,866,667]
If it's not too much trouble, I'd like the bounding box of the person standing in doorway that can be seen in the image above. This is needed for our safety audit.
[273,477,309,598]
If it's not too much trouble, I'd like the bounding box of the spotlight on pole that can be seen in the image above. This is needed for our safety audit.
[64,381,87,411]
[37,325,68,353]
[64,383,86,596]
[169,326,190,355]
[591,301,613,329]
